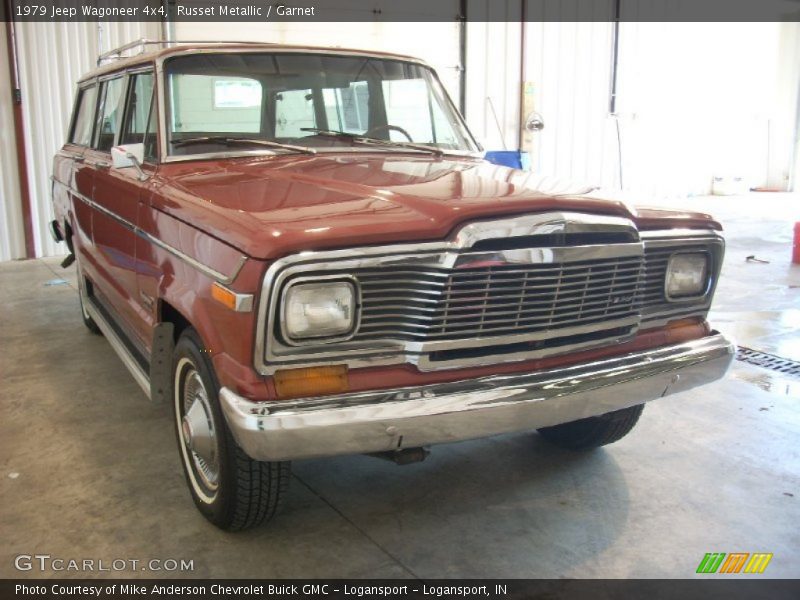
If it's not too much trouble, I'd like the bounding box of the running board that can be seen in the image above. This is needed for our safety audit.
[84,299,152,400]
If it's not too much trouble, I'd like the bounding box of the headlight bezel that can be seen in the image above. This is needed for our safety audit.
[279,275,360,345]
[664,250,711,301]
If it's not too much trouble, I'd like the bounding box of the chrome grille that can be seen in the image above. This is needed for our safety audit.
[257,210,725,376]
[641,246,673,309]
[352,255,644,342]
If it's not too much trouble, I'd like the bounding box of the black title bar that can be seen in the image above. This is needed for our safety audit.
[3,579,800,600]
[2,0,800,22]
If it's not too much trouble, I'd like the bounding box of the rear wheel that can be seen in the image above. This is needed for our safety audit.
[173,328,290,530]
[76,262,102,335]
[537,404,645,450]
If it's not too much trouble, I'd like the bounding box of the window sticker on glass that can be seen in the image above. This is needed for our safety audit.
[275,88,316,137]
[214,78,263,109]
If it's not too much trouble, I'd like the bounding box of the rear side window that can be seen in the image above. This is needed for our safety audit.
[69,85,97,146]
[120,72,157,161]
[94,77,126,152]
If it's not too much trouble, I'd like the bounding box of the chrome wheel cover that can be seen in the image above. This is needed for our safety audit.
[177,363,219,499]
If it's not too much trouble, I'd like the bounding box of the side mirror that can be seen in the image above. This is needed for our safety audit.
[111,143,148,180]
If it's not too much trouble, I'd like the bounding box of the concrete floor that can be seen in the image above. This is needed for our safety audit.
[1,193,798,579]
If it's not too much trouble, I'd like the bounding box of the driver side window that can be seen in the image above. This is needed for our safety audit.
[94,76,126,152]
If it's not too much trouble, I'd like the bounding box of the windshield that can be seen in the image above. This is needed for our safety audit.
[164,52,479,157]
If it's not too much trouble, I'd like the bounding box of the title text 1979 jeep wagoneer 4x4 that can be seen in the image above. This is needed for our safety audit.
[51,41,734,530]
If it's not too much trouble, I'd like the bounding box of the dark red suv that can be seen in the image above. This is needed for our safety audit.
[51,42,734,530]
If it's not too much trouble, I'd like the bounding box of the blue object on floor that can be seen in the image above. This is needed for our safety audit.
[484,150,531,171]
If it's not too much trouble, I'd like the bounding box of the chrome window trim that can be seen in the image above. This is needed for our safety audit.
[70,64,155,152]
[97,71,128,83]
[255,212,646,375]
[52,178,247,285]
[67,84,91,147]
[92,73,129,151]
[83,46,432,83]
[118,68,156,155]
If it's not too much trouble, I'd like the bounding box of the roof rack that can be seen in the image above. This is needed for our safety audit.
[96,38,270,65]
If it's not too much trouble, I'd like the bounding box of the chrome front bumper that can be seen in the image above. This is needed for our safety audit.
[220,333,735,462]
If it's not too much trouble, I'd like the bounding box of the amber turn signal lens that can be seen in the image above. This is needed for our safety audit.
[274,365,349,399]
[662,317,709,344]
[211,283,238,310]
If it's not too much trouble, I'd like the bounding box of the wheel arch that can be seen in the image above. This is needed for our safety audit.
[151,293,223,403]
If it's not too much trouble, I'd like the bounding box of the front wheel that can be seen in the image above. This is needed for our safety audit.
[173,328,290,530]
[537,404,645,450]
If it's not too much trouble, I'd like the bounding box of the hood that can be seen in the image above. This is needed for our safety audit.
[151,154,720,260]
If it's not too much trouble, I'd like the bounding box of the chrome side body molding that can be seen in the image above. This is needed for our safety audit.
[52,178,247,284]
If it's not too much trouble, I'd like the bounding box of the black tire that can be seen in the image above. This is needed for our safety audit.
[172,328,290,531]
[537,404,645,450]
[76,264,102,335]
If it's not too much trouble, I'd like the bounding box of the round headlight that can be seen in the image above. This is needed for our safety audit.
[282,280,356,341]
[665,252,709,300]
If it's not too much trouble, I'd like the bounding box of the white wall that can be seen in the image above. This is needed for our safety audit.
[173,18,462,101]
[615,22,799,197]
[174,12,800,199]
[0,24,27,261]
[468,16,800,199]
[771,22,800,191]
[14,22,98,259]
[0,21,159,261]
[464,15,522,151]
[522,20,616,189]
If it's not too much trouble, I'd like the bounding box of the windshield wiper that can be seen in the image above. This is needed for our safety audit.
[300,128,444,157]
[171,136,316,155]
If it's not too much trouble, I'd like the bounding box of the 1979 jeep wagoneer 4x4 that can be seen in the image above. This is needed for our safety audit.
[51,41,735,530]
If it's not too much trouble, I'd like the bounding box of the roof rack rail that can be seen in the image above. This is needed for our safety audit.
[96,39,270,65]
